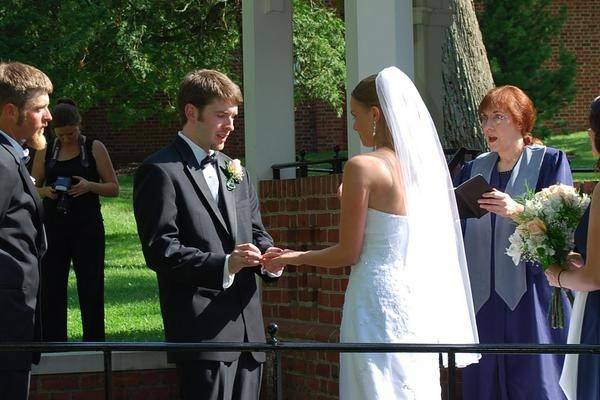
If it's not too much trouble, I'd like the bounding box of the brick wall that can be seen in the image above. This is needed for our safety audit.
[29,369,179,400]
[547,0,600,132]
[475,0,600,132]
[259,175,344,400]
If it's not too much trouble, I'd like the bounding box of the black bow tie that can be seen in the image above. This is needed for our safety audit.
[200,153,217,169]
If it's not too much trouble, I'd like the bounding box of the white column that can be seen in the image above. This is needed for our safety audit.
[345,0,414,156]
[242,0,296,183]
[413,0,453,136]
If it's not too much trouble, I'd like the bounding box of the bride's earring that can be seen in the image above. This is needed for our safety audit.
[372,120,377,137]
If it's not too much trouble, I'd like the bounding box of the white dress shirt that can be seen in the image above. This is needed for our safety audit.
[178,132,281,289]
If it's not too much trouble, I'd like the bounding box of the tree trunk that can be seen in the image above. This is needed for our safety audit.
[442,0,494,150]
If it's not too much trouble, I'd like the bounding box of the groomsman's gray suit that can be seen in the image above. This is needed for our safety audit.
[0,133,46,398]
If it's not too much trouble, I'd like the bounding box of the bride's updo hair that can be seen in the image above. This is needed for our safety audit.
[351,74,393,149]
[479,85,543,146]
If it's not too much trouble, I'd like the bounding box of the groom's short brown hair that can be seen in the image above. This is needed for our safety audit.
[177,69,243,124]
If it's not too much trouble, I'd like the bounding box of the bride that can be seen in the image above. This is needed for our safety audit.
[265,67,479,399]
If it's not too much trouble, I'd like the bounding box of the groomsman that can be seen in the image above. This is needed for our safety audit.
[133,69,283,400]
[0,62,52,399]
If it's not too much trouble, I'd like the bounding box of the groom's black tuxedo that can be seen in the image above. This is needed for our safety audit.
[0,134,46,371]
[133,135,275,364]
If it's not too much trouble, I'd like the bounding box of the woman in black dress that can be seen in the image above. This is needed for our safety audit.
[32,99,119,341]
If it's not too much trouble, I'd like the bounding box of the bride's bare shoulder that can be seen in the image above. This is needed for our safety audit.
[344,152,392,180]
[345,152,383,170]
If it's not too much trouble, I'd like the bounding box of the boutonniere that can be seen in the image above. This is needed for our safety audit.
[221,159,244,191]
[30,176,36,185]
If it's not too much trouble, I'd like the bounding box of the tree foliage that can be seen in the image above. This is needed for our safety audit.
[478,0,576,134]
[0,0,346,124]
[0,0,241,125]
[292,0,346,115]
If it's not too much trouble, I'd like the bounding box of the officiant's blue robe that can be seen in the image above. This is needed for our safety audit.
[456,147,572,400]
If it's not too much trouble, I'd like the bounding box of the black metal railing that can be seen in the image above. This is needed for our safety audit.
[271,146,598,180]
[271,145,346,179]
[3,323,600,400]
[270,147,481,180]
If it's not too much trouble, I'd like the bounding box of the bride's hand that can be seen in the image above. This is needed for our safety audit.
[267,249,307,267]
[478,189,524,219]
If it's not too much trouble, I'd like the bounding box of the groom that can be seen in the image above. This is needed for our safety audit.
[133,69,283,400]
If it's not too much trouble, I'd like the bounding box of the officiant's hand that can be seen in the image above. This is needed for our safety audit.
[478,189,524,219]
[229,243,263,274]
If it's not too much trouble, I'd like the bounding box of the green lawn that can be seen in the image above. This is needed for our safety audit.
[544,130,599,181]
[67,176,164,341]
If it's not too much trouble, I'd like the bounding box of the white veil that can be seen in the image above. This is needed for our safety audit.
[375,66,479,367]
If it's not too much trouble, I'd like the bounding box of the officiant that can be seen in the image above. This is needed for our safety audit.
[455,85,573,400]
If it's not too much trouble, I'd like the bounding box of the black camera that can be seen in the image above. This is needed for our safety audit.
[53,176,72,214]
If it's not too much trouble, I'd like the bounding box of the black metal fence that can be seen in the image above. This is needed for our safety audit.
[270,147,598,179]
[3,323,600,400]
[271,145,346,179]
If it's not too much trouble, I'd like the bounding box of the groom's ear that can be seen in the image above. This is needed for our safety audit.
[184,103,198,122]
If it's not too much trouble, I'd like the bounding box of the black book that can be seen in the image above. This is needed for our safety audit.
[454,174,494,219]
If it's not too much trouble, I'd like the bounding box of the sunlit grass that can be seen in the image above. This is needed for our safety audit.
[545,131,599,181]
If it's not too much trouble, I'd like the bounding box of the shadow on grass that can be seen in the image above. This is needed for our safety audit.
[104,232,144,266]
[102,275,159,307]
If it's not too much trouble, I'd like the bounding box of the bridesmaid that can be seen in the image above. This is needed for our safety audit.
[545,95,600,399]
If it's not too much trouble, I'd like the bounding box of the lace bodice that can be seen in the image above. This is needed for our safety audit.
[343,208,420,341]
[339,208,441,399]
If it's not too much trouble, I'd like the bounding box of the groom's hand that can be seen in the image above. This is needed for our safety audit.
[229,243,263,274]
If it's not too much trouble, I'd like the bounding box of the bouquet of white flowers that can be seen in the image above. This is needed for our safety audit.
[506,184,590,328]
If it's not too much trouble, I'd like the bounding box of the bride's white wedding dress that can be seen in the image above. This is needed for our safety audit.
[340,208,441,400]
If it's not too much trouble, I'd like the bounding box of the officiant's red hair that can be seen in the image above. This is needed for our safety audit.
[479,85,543,146]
